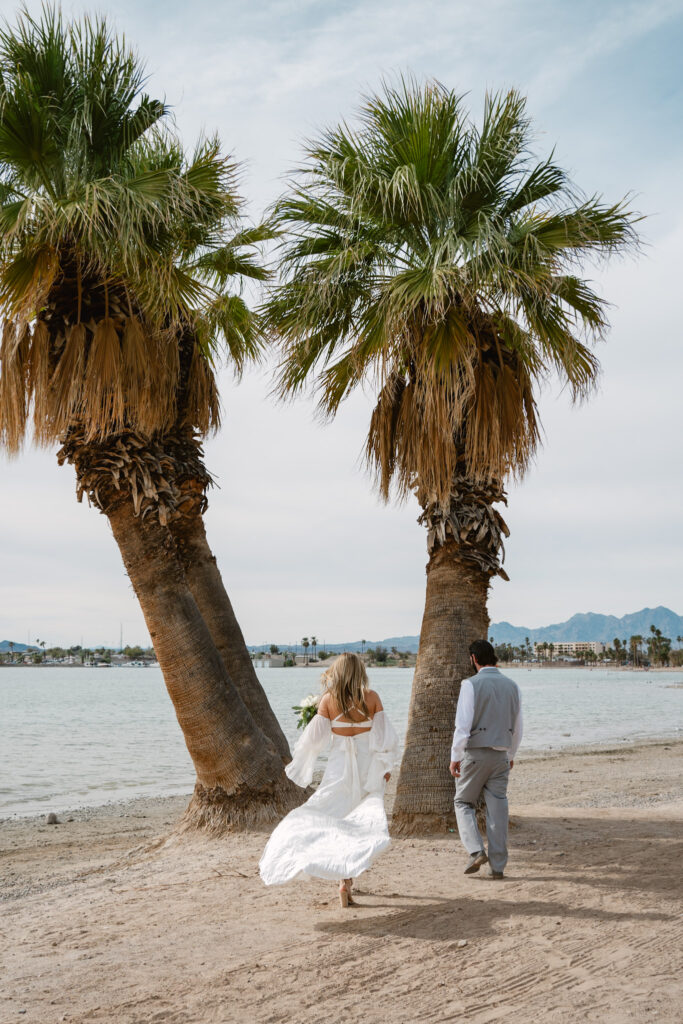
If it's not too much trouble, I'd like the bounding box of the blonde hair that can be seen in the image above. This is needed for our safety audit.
[323,653,370,718]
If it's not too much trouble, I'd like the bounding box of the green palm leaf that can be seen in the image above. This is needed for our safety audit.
[0,7,271,451]
[265,77,640,501]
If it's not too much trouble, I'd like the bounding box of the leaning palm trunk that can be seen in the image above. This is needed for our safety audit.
[58,429,301,831]
[392,475,508,834]
[163,430,291,762]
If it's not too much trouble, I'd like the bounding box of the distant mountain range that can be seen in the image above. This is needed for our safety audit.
[247,606,683,653]
[0,641,37,653]
[5,606,681,658]
[489,606,683,646]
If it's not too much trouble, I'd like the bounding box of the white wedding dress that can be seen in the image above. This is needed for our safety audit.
[259,709,400,885]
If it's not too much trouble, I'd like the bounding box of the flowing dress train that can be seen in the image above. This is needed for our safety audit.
[259,710,400,884]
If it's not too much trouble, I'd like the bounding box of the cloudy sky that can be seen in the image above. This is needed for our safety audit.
[1,0,682,648]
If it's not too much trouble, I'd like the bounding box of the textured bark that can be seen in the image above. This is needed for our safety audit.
[157,427,291,763]
[106,498,301,831]
[392,540,490,835]
[170,503,291,762]
[417,473,509,577]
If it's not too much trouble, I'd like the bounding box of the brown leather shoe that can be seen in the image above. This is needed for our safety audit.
[464,851,489,874]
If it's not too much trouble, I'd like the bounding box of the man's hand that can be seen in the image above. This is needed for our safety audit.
[384,772,391,782]
[449,761,461,778]
[509,759,514,769]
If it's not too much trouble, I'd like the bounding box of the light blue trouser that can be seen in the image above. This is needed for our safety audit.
[454,748,510,873]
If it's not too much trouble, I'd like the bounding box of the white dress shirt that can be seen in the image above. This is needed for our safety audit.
[450,673,523,763]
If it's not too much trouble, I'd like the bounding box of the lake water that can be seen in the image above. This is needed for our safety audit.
[1,665,681,817]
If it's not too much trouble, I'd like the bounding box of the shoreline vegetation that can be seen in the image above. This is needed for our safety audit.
[3,659,682,672]
[2,737,681,1023]
[249,624,683,670]
[4,621,681,670]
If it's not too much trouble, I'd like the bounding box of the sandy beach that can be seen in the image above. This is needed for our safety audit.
[2,739,681,1024]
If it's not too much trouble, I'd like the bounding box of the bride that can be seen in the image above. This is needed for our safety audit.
[259,652,399,907]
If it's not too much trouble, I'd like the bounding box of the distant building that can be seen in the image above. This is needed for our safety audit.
[257,653,321,667]
[534,640,606,657]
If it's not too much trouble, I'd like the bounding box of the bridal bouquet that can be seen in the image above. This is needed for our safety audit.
[293,693,320,729]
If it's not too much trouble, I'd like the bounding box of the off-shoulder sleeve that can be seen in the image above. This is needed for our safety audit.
[284,714,332,788]
[365,710,400,793]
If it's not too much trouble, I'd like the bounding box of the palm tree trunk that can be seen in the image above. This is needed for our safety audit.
[169,506,291,762]
[106,499,301,832]
[391,539,490,835]
[159,427,291,761]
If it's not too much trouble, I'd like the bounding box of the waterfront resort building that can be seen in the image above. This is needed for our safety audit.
[534,640,606,657]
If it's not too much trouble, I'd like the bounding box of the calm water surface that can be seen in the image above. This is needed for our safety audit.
[1,665,681,816]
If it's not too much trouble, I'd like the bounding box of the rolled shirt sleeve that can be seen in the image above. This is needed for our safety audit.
[450,678,475,763]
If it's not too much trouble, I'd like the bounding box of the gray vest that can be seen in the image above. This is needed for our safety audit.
[465,667,520,750]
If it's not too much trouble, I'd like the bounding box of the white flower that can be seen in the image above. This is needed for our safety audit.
[300,693,320,708]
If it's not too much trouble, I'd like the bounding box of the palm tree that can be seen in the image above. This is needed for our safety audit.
[629,634,643,667]
[302,637,310,664]
[0,9,297,829]
[647,624,671,667]
[265,78,639,831]
[311,635,318,661]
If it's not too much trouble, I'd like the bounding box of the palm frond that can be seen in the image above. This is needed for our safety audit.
[0,7,268,449]
[266,77,641,503]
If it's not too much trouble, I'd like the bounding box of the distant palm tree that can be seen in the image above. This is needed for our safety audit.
[0,9,296,829]
[629,634,643,667]
[266,78,639,831]
[311,635,318,660]
[647,624,671,666]
[613,637,622,664]
[302,637,310,664]
[361,639,366,656]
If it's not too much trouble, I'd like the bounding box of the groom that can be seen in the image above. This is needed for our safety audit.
[449,640,523,879]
